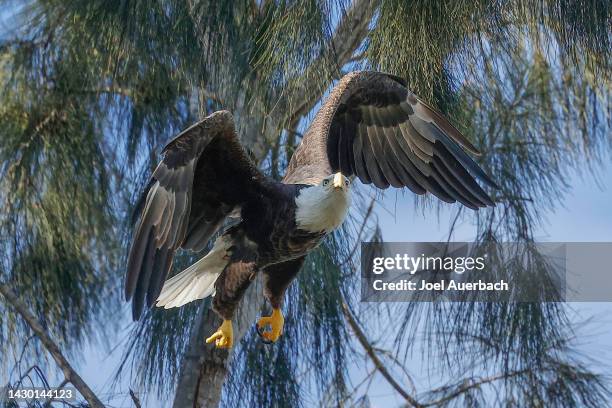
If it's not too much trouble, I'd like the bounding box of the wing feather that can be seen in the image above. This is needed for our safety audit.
[284,71,497,209]
[432,158,485,208]
[352,125,372,184]
[337,115,353,175]
[369,108,403,187]
[433,146,494,206]
[429,162,479,209]
[363,123,390,188]
[126,111,264,319]
[381,127,427,194]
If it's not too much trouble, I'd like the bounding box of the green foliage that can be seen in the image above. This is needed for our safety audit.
[367,3,611,406]
[369,0,610,107]
[117,238,209,395]
[120,301,201,394]
[0,50,116,359]
[391,28,609,369]
[0,0,610,406]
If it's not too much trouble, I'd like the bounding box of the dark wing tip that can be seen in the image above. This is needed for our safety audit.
[130,179,156,226]
[482,174,500,190]
[417,99,482,156]
[379,71,482,156]
[132,301,144,321]
[162,110,235,153]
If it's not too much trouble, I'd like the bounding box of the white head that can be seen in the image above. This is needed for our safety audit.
[320,172,351,192]
[295,172,352,233]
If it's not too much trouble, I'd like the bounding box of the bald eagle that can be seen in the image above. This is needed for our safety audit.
[125,71,496,348]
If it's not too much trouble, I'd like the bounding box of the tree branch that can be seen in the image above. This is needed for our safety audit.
[129,389,142,408]
[173,2,380,406]
[342,302,535,408]
[341,303,423,408]
[0,282,105,408]
[280,0,380,129]
[421,368,531,407]
[239,0,378,159]
[340,198,375,266]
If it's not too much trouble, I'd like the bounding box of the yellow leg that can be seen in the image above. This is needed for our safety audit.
[256,308,284,343]
[206,319,233,349]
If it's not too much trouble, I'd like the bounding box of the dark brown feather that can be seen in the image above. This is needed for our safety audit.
[125,111,265,320]
[283,71,497,209]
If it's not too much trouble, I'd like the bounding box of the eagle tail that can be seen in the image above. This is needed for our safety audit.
[155,237,230,309]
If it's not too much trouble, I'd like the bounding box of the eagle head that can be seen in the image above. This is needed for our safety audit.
[295,172,351,233]
[320,172,351,192]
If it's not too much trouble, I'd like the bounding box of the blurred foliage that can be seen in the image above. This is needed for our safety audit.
[0,49,115,356]
[0,0,610,407]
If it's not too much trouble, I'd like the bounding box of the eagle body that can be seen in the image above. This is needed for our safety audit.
[125,71,497,348]
[153,176,349,319]
[236,182,333,264]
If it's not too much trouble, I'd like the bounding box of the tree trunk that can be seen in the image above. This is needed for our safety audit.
[171,1,377,406]
[171,305,223,408]
[171,280,263,408]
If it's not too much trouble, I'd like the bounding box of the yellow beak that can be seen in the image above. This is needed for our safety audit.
[333,172,344,188]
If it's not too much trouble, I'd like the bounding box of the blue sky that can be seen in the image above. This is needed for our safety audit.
[350,163,612,408]
[1,100,609,408]
[67,161,612,408]
[1,3,611,407]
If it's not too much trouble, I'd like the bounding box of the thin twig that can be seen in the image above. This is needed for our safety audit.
[342,303,423,408]
[340,198,376,266]
[422,369,530,407]
[0,282,105,408]
[129,389,142,408]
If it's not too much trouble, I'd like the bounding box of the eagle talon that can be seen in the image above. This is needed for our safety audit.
[206,320,233,349]
[256,308,284,343]
[255,323,274,344]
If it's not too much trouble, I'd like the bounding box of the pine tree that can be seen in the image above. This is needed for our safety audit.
[0,1,610,407]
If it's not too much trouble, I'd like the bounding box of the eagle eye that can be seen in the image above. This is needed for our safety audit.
[322,179,329,186]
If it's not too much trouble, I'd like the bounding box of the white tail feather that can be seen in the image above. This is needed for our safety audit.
[156,237,230,309]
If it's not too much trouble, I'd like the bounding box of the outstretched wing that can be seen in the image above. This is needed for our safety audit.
[125,110,264,319]
[283,71,497,209]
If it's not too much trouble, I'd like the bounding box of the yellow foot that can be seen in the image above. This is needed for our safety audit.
[206,320,233,349]
[256,308,284,343]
